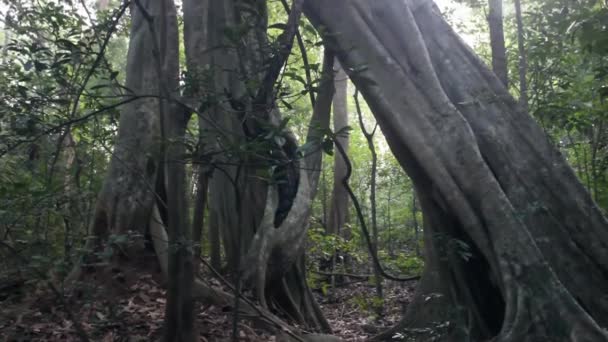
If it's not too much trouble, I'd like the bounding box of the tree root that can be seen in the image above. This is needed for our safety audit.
[277,332,344,342]
[150,214,337,341]
[492,283,608,342]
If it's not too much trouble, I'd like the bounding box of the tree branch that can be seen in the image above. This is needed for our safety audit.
[254,0,304,108]
[279,0,315,107]
[332,137,420,282]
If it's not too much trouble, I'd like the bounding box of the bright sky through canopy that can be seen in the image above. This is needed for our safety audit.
[433,0,477,46]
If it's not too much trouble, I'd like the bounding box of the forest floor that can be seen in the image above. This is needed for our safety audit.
[0,268,417,341]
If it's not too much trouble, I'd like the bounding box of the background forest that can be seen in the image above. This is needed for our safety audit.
[1,0,607,341]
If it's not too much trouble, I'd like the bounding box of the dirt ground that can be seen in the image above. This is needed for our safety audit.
[0,270,417,341]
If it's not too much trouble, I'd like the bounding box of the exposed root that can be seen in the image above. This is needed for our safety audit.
[149,205,168,279]
[240,185,278,308]
[150,214,335,341]
[239,165,312,299]
[493,284,608,342]
[277,332,344,342]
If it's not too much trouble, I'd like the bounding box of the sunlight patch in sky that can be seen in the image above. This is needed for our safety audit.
[433,0,478,47]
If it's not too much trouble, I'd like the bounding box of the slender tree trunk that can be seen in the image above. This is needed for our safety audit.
[183,0,209,272]
[304,1,608,340]
[163,97,195,342]
[589,122,603,203]
[208,208,221,271]
[514,0,528,111]
[411,191,420,258]
[354,91,383,316]
[369,131,382,314]
[59,132,80,263]
[325,60,349,289]
[386,182,394,258]
[191,167,208,271]
[140,0,196,339]
[488,0,508,87]
[327,60,350,237]
[321,167,328,226]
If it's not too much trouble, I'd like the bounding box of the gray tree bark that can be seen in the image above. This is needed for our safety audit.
[204,0,267,275]
[59,132,81,263]
[235,49,336,332]
[411,191,420,257]
[327,61,350,237]
[202,0,332,331]
[324,60,350,291]
[304,1,608,341]
[159,0,195,339]
[514,0,528,112]
[87,0,174,256]
[66,0,196,337]
[183,0,209,272]
[354,91,383,316]
[488,0,508,87]
[207,204,221,270]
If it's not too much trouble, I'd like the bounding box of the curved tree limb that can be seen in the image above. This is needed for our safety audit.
[279,0,315,107]
[255,0,304,108]
[238,50,335,301]
[333,137,420,283]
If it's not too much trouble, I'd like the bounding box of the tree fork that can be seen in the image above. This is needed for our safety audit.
[237,50,336,332]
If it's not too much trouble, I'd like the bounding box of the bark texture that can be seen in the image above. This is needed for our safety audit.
[202,0,331,331]
[88,0,175,254]
[207,202,221,270]
[514,0,528,112]
[183,0,210,271]
[488,0,508,87]
[354,91,383,314]
[204,0,268,275]
[327,61,350,237]
[156,0,195,339]
[304,1,608,341]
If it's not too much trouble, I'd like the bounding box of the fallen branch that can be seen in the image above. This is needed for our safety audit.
[312,270,372,279]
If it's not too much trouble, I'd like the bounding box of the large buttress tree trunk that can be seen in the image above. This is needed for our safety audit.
[204,0,267,275]
[304,1,608,341]
[203,0,332,331]
[86,0,175,260]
